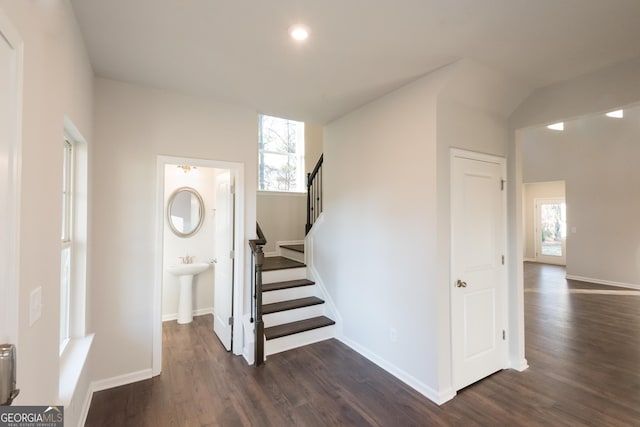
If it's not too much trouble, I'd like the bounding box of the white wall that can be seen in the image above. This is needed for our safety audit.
[522,181,566,260]
[162,166,219,319]
[0,0,94,423]
[256,193,306,253]
[520,108,640,286]
[319,66,443,399]
[317,59,532,403]
[90,78,257,382]
[305,123,323,174]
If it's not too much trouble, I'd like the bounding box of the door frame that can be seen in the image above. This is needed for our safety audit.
[450,148,508,389]
[534,197,566,265]
[0,9,23,345]
[153,156,245,376]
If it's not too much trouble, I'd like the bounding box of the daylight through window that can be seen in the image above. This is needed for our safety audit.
[258,115,305,192]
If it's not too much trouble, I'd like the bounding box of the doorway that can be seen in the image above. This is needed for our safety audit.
[522,181,567,266]
[450,149,508,391]
[534,198,567,265]
[153,156,245,376]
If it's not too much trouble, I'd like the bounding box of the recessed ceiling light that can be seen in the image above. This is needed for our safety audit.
[289,24,309,41]
[605,109,624,118]
[547,122,564,131]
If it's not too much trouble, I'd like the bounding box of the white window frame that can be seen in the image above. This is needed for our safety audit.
[60,138,73,353]
[58,118,93,407]
[258,114,305,193]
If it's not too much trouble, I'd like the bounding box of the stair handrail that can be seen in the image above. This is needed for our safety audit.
[249,223,266,366]
[306,154,323,234]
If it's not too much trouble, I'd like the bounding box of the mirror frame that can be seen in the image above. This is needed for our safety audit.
[167,186,205,238]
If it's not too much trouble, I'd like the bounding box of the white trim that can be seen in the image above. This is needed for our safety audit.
[523,258,536,262]
[58,334,94,405]
[565,275,640,291]
[154,156,246,376]
[257,190,306,197]
[263,251,279,258]
[162,307,213,322]
[509,358,529,372]
[274,239,304,257]
[78,383,93,427]
[91,369,154,393]
[337,335,455,405]
[450,148,505,165]
[304,214,343,337]
[0,8,23,347]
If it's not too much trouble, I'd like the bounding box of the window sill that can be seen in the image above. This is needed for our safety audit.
[258,190,306,197]
[58,334,94,406]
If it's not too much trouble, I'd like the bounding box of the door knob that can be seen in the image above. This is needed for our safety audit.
[456,279,467,288]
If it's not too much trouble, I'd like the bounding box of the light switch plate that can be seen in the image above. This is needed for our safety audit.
[29,287,42,326]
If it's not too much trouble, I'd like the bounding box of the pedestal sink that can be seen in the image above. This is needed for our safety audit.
[167,263,210,324]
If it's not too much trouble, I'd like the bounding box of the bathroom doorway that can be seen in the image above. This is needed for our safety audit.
[153,156,245,376]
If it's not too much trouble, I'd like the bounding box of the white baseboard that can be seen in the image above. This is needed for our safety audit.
[162,307,213,322]
[91,368,153,393]
[523,258,536,262]
[264,251,279,257]
[509,358,529,372]
[78,384,93,427]
[337,335,455,406]
[566,275,640,290]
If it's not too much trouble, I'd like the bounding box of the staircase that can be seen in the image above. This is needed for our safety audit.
[261,248,335,356]
[250,154,327,364]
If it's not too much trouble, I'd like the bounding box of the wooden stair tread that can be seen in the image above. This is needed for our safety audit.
[263,256,305,271]
[265,316,335,340]
[263,279,315,292]
[263,296,324,315]
[280,244,305,253]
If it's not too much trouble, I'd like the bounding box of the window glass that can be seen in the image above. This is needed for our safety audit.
[258,115,305,192]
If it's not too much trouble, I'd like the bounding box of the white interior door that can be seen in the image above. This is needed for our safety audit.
[213,170,234,350]
[534,198,567,265]
[0,12,22,345]
[451,150,507,391]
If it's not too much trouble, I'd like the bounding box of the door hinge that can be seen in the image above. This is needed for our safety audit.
[230,184,236,195]
[501,255,505,265]
[502,330,506,340]
[500,179,506,191]
[229,250,235,259]
[228,316,233,326]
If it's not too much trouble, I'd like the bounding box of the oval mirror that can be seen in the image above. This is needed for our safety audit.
[167,187,204,237]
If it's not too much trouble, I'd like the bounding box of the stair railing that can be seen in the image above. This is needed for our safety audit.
[249,223,266,366]
[306,154,323,234]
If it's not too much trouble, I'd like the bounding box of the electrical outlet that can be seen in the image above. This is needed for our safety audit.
[389,327,398,343]
[29,287,42,326]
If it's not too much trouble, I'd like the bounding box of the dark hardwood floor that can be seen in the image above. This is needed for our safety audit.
[85,263,640,426]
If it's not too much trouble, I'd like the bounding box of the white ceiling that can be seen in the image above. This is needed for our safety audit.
[70,0,640,124]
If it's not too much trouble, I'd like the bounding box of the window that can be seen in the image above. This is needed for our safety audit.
[258,114,305,192]
[60,138,73,352]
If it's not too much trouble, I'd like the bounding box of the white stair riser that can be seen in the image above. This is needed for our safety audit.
[263,304,325,328]
[262,285,317,304]
[263,267,306,283]
[280,248,304,263]
[265,325,335,356]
